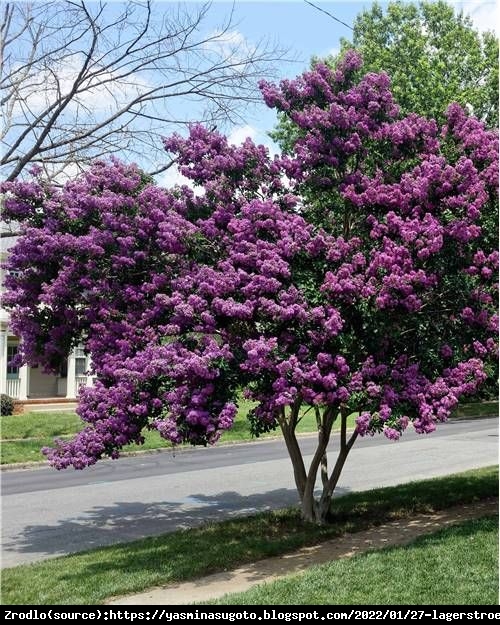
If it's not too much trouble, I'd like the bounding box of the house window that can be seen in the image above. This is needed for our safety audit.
[7,344,19,379]
[75,346,87,376]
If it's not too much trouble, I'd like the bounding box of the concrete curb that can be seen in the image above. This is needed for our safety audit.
[2,413,497,472]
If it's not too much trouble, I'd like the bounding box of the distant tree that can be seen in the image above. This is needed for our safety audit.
[2,53,497,523]
[274,1,498,153]
[0,0,287,182]
[338,0,498,127]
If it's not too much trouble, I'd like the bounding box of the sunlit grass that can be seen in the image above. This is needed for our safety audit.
[0,400,353,464]
[1,400,496,464]
[1,466,497,605]
[209,516,498,605]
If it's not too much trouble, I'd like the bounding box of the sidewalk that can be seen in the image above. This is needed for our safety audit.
[106,498,497,606]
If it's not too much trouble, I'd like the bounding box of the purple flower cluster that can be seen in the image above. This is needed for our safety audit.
[2,54,497,469]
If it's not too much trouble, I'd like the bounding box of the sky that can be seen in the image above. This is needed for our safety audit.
[2,0,497,187]
[158,0,499,186]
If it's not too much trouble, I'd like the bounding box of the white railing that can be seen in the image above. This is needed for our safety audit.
[75,376,87,396]
[6,378,20,399]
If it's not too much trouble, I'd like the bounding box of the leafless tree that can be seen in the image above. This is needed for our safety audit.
[0,0,289,182]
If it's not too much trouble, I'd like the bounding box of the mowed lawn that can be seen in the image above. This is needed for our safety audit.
[1,400,497,465]
[0,400,350,464]
[1,466,497,605]
[208,516,498,605]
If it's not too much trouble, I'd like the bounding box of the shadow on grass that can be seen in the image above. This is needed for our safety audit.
[2,467,498,605]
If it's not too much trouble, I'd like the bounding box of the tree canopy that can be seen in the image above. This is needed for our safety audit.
[338,1,498,127]
[2,52,497,523]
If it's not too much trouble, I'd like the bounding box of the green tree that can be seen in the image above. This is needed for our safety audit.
[273,1,498,153]
[339,1,498,127]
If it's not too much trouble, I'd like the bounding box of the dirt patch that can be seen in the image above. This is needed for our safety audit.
[106,498,498,606]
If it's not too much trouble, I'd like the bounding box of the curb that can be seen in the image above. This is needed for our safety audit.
[1,413,497,472]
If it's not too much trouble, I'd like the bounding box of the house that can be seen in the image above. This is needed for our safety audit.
[1,234,92,409]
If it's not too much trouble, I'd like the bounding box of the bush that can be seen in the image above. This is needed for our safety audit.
[1,394,14,416]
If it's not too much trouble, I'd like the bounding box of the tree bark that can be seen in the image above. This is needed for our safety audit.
[317,407,358,520]
[278,403,306,500]
[280,403,358,524]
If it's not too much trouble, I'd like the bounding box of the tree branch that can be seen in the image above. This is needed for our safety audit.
[1,0,291,181]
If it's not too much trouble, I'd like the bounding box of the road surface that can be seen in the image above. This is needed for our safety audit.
[1,417,497,568]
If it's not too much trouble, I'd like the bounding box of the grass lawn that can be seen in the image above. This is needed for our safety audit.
[0,400,355,464]
[209,516,498,605]
[1,400,497,465]
[1,466,497,605]
[453,401,499,419]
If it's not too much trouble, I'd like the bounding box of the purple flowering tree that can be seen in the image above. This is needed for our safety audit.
[2,52,497,523]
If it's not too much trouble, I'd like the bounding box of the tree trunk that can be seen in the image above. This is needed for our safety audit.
[279,403,306,501]
[282,404,358,524]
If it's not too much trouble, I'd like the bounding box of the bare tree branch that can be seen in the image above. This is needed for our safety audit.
[1,0,292,182]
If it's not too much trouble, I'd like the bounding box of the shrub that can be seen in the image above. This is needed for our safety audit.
[1,394,15,416]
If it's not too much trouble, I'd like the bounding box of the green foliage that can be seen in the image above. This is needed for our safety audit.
[1,393,14,416]
[339,1,498,127]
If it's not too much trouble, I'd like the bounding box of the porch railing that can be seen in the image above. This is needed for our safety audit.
[75,376,87,396]
[6,378,21,399]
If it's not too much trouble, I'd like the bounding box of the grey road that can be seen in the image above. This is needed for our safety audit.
[1,417,498,568]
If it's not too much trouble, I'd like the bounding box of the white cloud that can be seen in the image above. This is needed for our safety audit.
[156,163,193,189]
[12,55,151,118]
[453,1,499,35]
[50,161,84,184]
[228,123,281,159]
[204,29,256,62]
[155,163,205,197]
[228,124,257,145]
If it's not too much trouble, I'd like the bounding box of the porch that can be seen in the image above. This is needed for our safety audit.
[1,333,93,402]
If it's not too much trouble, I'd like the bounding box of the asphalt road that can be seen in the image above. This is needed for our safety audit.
[1,417,498,568]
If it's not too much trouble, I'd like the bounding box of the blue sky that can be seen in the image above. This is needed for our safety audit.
[159,0,498,186]
[200,1,497,67]
[205,1,375,145]
[3,0,495,185]
[161,0,381,184]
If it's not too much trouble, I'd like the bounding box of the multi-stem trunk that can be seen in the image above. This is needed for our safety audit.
[280,404,358,524]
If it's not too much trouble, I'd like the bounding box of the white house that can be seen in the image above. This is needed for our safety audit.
[1,234,93,407]
[0,318,92,403]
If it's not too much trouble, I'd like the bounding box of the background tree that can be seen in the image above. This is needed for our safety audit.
[2,53,497,523]
[338,0,498,127]
[273,0,498,153]
[0,0,287,182]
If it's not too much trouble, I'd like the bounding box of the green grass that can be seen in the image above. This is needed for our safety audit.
[209,516,499,605]
[454,401,498,419]
[1,411,83,440]
[1,400,496,464]
[1,466,497,605]
[0,400,354,464]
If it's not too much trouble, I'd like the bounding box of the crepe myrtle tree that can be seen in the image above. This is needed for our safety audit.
[2,52,497,523]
